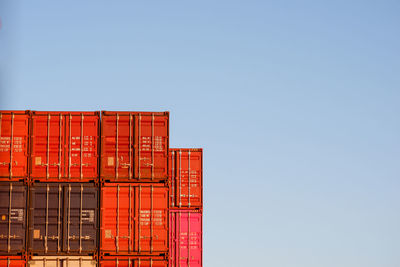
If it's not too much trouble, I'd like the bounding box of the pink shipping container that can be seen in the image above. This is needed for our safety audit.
[169,210,202,267]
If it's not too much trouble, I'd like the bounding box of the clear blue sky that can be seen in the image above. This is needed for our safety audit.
[1,1,400,266]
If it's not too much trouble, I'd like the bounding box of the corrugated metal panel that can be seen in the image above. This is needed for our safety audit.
[30,111,100,182]
[100,256,168,267]
[169,210,202,267]
[169,149,202,208]
[28,183,98,255]
[100,183,168,255]
[0,183,27,254]
[0,255,26,267]
[28,256,96,267]
[100,112,169,182]
[0,111,30,180]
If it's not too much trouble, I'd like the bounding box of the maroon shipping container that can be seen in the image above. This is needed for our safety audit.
[0,256,26,267]
[169,210,202,267]
[0,183,27,255]
[30,111,100,182]
[100,112,169,182]
[100,256,168,267]
[169,149,202,209]
[100,183,168,255]
[28,183,98,255]
[0,111,30,181]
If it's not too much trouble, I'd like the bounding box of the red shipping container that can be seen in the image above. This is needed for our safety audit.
[169,210,202,267]
[100,256,168,267]
[30,111,100,181]
[100,111,169,182]
[169,149,202,208]
[0,256,25,267]
[0,111,30,180]
[100,183,169,255]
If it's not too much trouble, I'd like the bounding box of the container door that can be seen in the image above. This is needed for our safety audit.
[135,185,168,253]
[0,183,26,254]
[0,112,29,179]
[101,185,133,253]
[29,184,63,254]
[30,114,65,180]
[63,184,98,253]
[134,114,169,180]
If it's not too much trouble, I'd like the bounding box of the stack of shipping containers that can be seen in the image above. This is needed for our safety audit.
[28,111,100,267]
[0,110,202,267]
[99,112,170,267]
[168,149,202,267]
[0,111,30,267]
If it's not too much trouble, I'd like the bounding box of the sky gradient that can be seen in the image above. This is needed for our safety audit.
[1,1,400,266]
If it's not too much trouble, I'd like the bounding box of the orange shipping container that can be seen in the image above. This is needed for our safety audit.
[29,111,100,182]
[100,183,169,255]
[100,112,169,182]
[0,256,26,267]
[169,149,202,209]
[0,111,30,181]
[100,256,168,267]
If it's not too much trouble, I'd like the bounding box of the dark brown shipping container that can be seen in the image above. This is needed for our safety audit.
[0,183,27,255]
[100,256,168,267]
[0,111,30,181]
[0,255,26,267]
[169,149,202,209]
[100,183,168,255]
[30,111,100,182]
[28,183,98,255]
[100,112,169,182]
